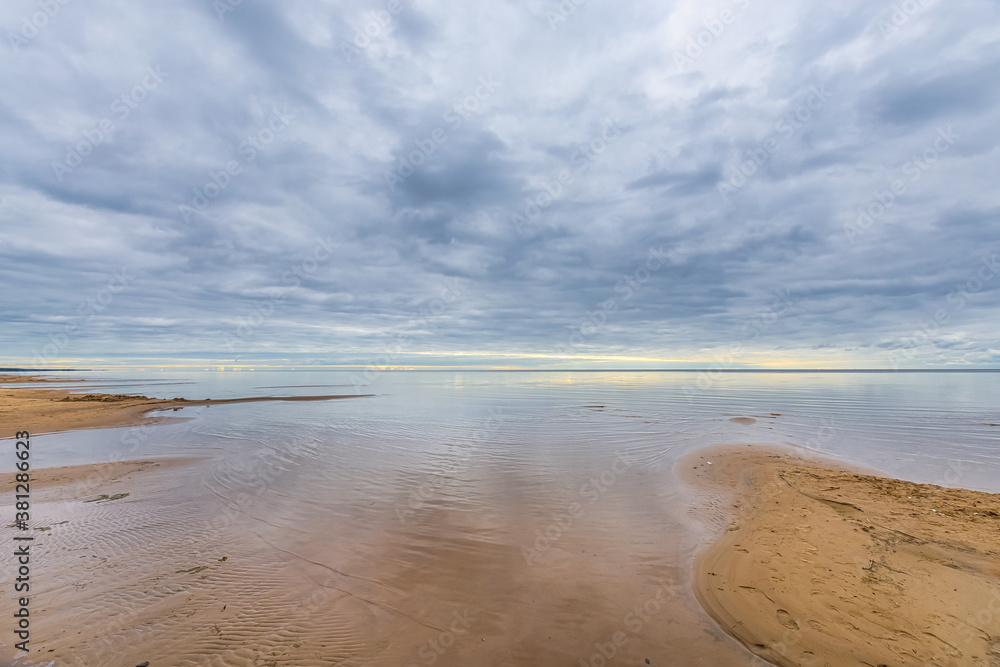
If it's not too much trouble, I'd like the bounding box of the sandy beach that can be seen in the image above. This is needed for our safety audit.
[685,446,1000,666]
[0,374,370,435]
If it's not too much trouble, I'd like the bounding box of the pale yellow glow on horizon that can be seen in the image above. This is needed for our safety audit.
[7,349,886,371]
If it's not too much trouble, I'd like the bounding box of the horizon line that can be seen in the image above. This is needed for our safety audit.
[3,367,998,373]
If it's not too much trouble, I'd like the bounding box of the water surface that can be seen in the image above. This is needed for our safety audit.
[4,370,998,665]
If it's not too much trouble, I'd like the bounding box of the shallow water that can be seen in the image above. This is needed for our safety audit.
[15,369,1000,489]
[2,370,998,665]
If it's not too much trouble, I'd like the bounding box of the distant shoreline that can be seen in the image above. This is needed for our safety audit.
[2,368,998,373]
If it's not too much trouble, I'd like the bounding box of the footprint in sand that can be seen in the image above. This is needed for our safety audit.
[776,609,800,630]
[808,619,829,633]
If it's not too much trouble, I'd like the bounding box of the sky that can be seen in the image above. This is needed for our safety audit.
[1,0,998,370]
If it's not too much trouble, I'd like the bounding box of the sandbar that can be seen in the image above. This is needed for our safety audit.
[0,374,371,435]
[684,446,1000,666]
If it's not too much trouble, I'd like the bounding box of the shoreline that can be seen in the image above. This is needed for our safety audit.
[683,445,1000,666]
[0,374,371,436]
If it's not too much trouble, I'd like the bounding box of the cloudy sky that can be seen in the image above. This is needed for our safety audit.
[1,0,998,369]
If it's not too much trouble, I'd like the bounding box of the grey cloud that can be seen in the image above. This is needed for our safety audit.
[0,0,997,368]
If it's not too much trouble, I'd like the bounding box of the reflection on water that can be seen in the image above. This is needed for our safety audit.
[7,370,999,664]
[21,370,1000,490]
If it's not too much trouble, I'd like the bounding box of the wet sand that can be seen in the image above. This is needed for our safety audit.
[0,456,202,493]
[0,450,748,666]
[684,446,1000,666]
[0,374,370,435]
[0,447,748,666]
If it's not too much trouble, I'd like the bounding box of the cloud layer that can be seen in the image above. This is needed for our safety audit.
[2,0,998,368]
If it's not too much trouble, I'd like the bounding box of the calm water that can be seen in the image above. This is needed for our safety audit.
[13,370,1000,490]
[5,370,999,665]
